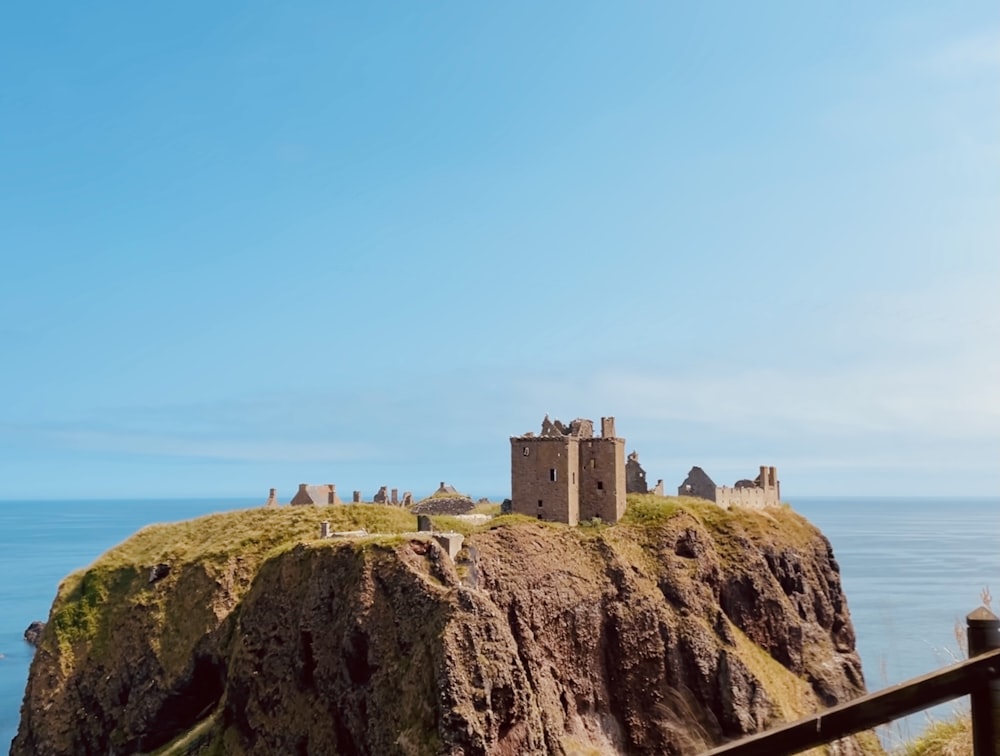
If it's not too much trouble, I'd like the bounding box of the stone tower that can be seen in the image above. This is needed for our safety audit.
[510,415,626,524]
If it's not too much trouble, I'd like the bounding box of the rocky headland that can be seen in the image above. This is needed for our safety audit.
[12,497,881,755]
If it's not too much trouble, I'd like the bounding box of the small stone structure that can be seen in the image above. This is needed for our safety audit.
[510,415,626,525]
[373,486,389,504]
[290,483,341,506]
[391,488,399,505]
[352,490,362,503]
[401,491,413,507]
[263,488,279,507]
[431,532,464,560]
[678,465,781,510]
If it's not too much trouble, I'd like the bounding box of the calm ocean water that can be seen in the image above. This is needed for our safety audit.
[0,496,996,750]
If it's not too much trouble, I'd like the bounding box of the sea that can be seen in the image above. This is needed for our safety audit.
[0,496,997,751]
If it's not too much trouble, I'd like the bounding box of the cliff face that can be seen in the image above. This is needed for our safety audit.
[13,500,878,755]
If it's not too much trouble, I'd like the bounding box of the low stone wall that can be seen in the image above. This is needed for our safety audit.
[714,486,779,510]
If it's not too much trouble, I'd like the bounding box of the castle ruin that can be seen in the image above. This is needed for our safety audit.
[510,415,626,525]
[677,465,780,510]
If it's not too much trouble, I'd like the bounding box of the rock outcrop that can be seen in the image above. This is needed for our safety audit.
[13,500,879,755]
[23,621,45,647]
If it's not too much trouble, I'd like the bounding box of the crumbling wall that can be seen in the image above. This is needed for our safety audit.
[714,486,779,510]
[677,467,717,501]
[625,452,648,494]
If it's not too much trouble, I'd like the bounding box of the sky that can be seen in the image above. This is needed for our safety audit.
[1,2,997,500]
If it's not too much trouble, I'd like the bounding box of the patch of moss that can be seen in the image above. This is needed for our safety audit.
[51,565,141,660]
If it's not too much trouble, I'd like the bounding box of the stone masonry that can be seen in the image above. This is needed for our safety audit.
[510,415,626,525]
[289,484,341,506]
[678,465,781,510]
[626,451,648,494]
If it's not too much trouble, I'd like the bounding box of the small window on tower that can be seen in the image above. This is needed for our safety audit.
[522,447,530,456]
[538,499,543,507]
[589,459,596,469]
[549,468,557,482]
[572,472,576,484]
[597,481,604,490]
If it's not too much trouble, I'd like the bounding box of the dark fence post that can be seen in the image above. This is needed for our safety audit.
[967,606,1000,756]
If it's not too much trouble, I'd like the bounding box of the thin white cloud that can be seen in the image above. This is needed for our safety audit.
[46,429,378,464]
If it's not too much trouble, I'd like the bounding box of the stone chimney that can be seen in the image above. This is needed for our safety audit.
[600,417,616,438]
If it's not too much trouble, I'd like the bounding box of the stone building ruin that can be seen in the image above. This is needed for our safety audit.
[510,415,626,525]
[677,465,780,510]
[625,451,664,496]
[290,483,341,506]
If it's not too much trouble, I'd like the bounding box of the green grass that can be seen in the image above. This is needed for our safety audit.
[49,505,421,658]
[621,494,819,554]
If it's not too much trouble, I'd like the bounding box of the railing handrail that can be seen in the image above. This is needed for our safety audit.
[702,645,1000,756]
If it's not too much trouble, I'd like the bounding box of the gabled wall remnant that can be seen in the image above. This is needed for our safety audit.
[677,467,717,501]
[435,481,459,496]
[290,483,340,506]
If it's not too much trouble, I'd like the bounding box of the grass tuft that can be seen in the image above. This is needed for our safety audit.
[895,714,970,756]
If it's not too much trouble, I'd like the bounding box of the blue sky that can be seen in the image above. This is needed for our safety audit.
[2,2,997,500]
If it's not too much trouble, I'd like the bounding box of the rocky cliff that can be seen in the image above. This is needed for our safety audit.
[13,498,881,755]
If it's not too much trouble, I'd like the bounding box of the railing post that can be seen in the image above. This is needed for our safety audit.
[967,606,1000,756]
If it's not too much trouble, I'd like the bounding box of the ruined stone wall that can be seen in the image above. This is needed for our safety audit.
[714,485,780,510]
[510,437,580,525]
[625,452,648,494]
[578,438,626,522]
[677,467,718,501]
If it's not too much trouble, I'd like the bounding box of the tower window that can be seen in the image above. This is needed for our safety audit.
[589,459,596,469]
[597,481,604,490]
[538,499,543,507]
[522,447,530,456]
[549,468,557,482]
